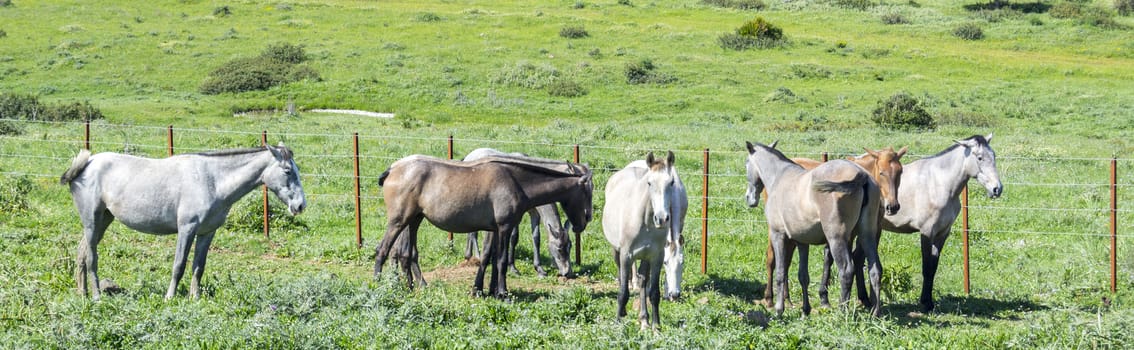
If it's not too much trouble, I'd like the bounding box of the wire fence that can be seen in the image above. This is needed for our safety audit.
[1,118,1130,292]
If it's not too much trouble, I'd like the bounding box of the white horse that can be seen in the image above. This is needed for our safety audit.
[603,151,687,328]
[462,148,573,278]
[877,134,1003,312]
[60,144,307,300]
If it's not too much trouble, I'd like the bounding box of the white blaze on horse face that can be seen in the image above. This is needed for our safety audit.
[663,236,684,299]
[645,166,674,229]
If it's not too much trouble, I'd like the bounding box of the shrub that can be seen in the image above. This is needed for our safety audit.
[0,0,11,7]
[0,176,34,215]
[559,26,589,39]
[881,12,910,24]
[834,0,875,10]
[625,59,676,85]
[260,43,307,64]
[0,119,22,135]
[737,17,783,41]
[414,12,441,22]
[1118,0,1133,15]
[0,29,6,38]
[871,92,935,131]
[547,80,587,97]
[952,23,984,40]
[200,44,319,94]
[763,87,799,103]
[491,62,560,89]
[1049,2,1081,18]
[213,6,231,17]
[0,92,103,121]
[701,0,767,10]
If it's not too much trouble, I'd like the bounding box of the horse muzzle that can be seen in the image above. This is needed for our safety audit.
[988,185,1003,199]
[884,203,900,216]
[665,291,681,301]
[288,202,307,215]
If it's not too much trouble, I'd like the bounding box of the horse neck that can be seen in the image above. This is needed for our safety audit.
[511,167,582,207]
[851,156,879,175]
[755,151,802,189]
[206,150,274,204]
[534,204,562,230]
[916,146,972,197]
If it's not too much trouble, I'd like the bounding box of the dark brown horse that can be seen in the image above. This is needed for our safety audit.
[374,154,593,298]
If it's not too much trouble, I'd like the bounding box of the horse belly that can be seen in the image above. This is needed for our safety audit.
[105,196,179,234]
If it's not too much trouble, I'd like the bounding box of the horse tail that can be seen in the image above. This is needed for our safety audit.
[60,149,92,185]
[812,171,868,194]
[378,168,391,187]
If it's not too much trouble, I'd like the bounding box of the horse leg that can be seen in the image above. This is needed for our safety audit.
[826,237,854,310]
[530,213,547,277]
[797,245,812,316]
[771,235,795,318]
[189,231,217,298]
[852,239,870,309]
[919,232,949,313]
[641,259,662,328]
[495,224,515,298]
[465,231,479,261]
[167,226,198,299]
[374,215,412,277]
[762,241,774,307]
[77,211,112,300]
[818,245,833,308]
[507,225,521,276]
[474,230,496,297]
[615,250,633,320]
[858,231,884,317]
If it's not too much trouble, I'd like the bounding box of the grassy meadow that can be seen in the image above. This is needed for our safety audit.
[2,0,1134,348]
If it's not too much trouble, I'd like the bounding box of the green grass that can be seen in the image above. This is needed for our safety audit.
[2,0,1134,348]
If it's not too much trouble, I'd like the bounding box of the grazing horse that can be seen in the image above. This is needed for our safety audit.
[462,148,573,278]
[375,154,593,298]
[745,141,883,317]
[875,134,1003,313]
[60,145,307,300]
[762,146,907,307]
[603,151,687,328]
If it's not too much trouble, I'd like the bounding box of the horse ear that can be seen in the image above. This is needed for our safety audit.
[864,147,879,158]
[985,133,994,142]
[745,141,756,154]
[646,151,656,165]
[666,150,675,166]
[896,146,909,159]
[266,144,283,159]
[769,140,778,149]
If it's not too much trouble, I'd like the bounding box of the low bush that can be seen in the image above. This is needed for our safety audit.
[1049,2,1082,18]
[625,59,676,85]
[491,62,560,89]
[559,26,589,39]
[720,17,786,50]
[1118,0,1133,15]
[0,92,104,121]
[952,23,984,40]
[881,12,910,24]
[871,92,935,131]
[701,0,767,10]
[0,176,34,215]
[200,43,320,94]
[547,80,587,97]
[0,119,22,135]
[834,0,875,10]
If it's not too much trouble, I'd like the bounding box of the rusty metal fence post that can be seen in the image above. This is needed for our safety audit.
[574,144,582,265]
[84,120,90,150]
[448,135,455,242]
[167,125,174,156]
[1111,157,1118,293]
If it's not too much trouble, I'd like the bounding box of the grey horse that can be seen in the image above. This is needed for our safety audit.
[60,144,306,300]
[874,134,1003,313]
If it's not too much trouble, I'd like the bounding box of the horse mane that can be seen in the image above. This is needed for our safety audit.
[927,135,987,159]
[752,142,798,167]
[191,146,293,160]
[478,155,587,177]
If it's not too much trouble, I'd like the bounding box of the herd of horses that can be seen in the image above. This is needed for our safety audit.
[59,133,1002,328]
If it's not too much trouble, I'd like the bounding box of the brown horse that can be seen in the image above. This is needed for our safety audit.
[745,141,883,317]
[374,154,593,298]
[762,146,907,308]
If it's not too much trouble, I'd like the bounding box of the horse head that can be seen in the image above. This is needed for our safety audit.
[744,141,778,208]
[645,151,676,229]
[957,133,1003,199]
[550,219,574,277]
[864,145,907,215]
[563,165,594,233]
[264,142,307,215]
[664,234,684,301]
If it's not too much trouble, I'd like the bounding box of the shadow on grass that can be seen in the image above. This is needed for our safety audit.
[963,1,1051,13]
[689,274,765,303]
[884,294,1049,327]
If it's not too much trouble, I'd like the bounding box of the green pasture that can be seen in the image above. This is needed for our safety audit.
[2,0,1134,348]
